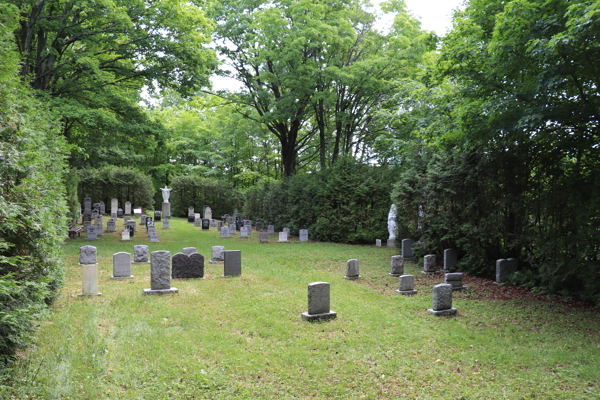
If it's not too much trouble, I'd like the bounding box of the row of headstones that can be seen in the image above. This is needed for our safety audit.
[78,245,241,296]
[83,197,135,218]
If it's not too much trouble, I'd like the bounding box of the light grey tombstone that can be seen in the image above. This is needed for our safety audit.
[100,201,106,215]
[112,252,133,279]
[283,227,290,236]
[267,225,275,234]
[299,229,308,242]
[78,263,101,296]
[204,207,212,220]
[84,197,92,214]
[220,226,229,238]
[194,214,202,227]
[147,225,156,238]
[211,246,225,263]
[278,232,288,242]
[240,227,249,238]
[223,250,241,277]
[111,198,118,215]
[402,238,415,260]
[188,206,195,217]
[229,223,236,235]
[148,231,160,243]
[86,225,98,240]
[107,219,116,232]
[422,254,437,274]
[387,239,395,247]
[301,282,336,321]
[163,219,169,229]
[445,272,467,291]
[120,229,130,241]
[124,216,131,222]
[183,247,196,256]
[143,251,177,295]
[496,258,518,284]
[390,255,404,276]
[396,274,417,295]
[141,215,147,226]
[427,283,457,316]
[376,239,381,247]
[443,248,457,272]
[133,245,149,263]
[210,219,217,228]
[259,232,268,243]
[162,202,170,218]
[125,201,132,215]
[345,259,360,279]
[79,245,97,265]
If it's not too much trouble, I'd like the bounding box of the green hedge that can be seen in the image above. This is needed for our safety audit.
[244,158,394,244]
[78,167,155,211]
[170,176,242,218]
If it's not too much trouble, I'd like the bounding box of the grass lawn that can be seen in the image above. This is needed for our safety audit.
[2,217,599,399]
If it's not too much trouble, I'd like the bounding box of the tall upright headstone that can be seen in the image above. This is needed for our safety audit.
[299,229,308,242]
[161,187,171,219]
[345,259,360,280]
[143,251,178,295]
[98,201,106,215]
[211,246,225,262]
[427,283,457,316]
[220,226,229,238]
[390,255,404,276]
[443,248,457,272]
[202,218,210,230]
[163,218,169,229]
[376,239,382,247]
[402,239,416,260]
[422,254,437,274]
[78,245,100,296]
[95,215,104,236]
[84,197,92,215]
[229,223,236,235]
[495,258,518,284]
[223,250,241,277]
[301,282,336,321]
[111,198,118,216]
[204,206,212,221]
[124,201,132,215]
[112,252,133,279]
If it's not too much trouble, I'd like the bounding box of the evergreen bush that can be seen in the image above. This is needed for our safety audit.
[170,175,242,218]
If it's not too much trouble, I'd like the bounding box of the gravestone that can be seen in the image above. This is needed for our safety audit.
[79,245,97,265]
[278,232,288,242]
[495,258,518,284]
[133,208,142,218]
[204,207,212,221]
[223,250,241,277]
[121,229,130,241]
[162,201,170,219]
[148,230,160,243]
[220,226,229,238]
[147,225,156,237]
[155,211,162,221]
[141,215,147,226]
[143,251,178,295]
[124,216,131,222]
[194,216,202,227]
[86,225,98,240]
[163,218,169,229]
[445,272,467,291]
[84,197,92,214]
[112,211,118,219]
[240,227,249,238]
[92,209,99,221]
[427,283,457,316]
[267,225,275,234]
[283,227,290,236]
[133,245,149,263]
[376,239,381,247]
[99,201,105,215]
[443,248,457,272]
[188,206,195,217]
[112,252,133,279]
[299,229,308,242]
[127,220,136,234]
[125,201,131,215]
[183,247,196,256]
[95,216,104,236]
[396,274,417,295]
[402,238,416,260]
[202,218,210,230]
[301,282,336,321]
[217,221,224,230]
[229,223,236,235]
[107,218,116,232]
[345,259,360,280]
[78,263,101,296]
[172,252,205,279]
[188,214,196,223]
[422,254,437,274]
[111,198,118,215]
[387,239,395,247]
[259,232,268,243]
[390,255,404,276]
[236,220,243,232]
[211,246,224,262]
[146,216,153,228]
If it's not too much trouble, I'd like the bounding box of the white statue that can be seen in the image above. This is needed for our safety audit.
[161,187,171,203]
[388,204,397,240]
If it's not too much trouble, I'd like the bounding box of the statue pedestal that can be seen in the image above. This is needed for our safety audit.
[162,202,170,218]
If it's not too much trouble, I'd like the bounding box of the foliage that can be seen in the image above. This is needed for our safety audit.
[77,167,155,210]
[169,175,242,218]
[245,158,394,243]
[0,3,68,363]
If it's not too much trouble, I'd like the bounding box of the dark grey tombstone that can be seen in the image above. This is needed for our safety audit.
[402,238,416,260]
[427,283,456,316]
[202,218,210,230]
[443,248,457,272]
[260,232,268,243]
[445,272,467,291]
[155,211,162,221]
[143,250,177,295]
[172,252,204,279]
[301,282,336,321]
[495,258,518,284]
[223,250,241,276]
[188,214,195,223]
[267,225,275,234]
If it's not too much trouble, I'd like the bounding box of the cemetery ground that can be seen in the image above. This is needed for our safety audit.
[2,219,599,399]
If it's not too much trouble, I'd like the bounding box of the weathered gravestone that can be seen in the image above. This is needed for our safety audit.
[163,218,169,229]
[223,250,241,277]
[396,274,417,295]
[387,239,395,247]
[95,216,104,236]
[445,272,467,291]
[267,225,275,234]
[229,223,236,235]
[376,239,382,247]
[443,248,457,272]
[278,231,288,242]
[299,229,308,242]
[133,245,149,263]
[427,283,457,316]
[107,219,116,232]
[141,215,147,226]
[211,246,224,263]
[204,207,212,220]
[121,229,130,241]
[236,220,243,232]
[194,215,202,227]
[283,227,290,236]
[112,252,133,279]
[111,198,118,216]
[155,211,161,221]
[148,230,160,243]
[172,252,205,279]
[143,251,178,295]
[259,232,268,243]
[390,255,404,276]
[301,282,336,322]
[147,225,156,237]
[402,238,416,260]
[495,258,518,284]
[188,206,195,217]
[422,254,437,275]
[84,197,92,214]
[127,220,136,235]
[133,208,142,218]
[98,201,105,215]
[86,225,98,240]
[183,247,196,256]
[202,218,210,230]
[345,259,361,280]
[124,201,131,215]
[240,226,249,238]
[79,245,97,265]
[113,210,119,219]
[78,262,101,296]
[220,226,229,238]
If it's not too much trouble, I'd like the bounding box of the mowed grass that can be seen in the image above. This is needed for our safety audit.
[3,218,599,399]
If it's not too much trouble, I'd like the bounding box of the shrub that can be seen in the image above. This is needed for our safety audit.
[170,175,242,218]
[78,167,155,210]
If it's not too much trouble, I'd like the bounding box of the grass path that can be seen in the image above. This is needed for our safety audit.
[3,218,599,399]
